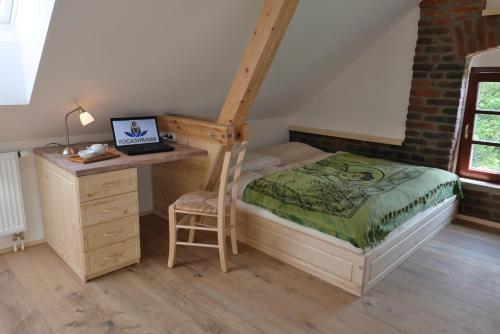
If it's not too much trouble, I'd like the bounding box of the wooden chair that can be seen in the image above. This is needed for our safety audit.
[167,142,248,272]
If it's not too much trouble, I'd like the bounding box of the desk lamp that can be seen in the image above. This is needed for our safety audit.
[61,100,95,155]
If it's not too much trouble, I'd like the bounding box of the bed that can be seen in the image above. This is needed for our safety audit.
[235,142,461,296]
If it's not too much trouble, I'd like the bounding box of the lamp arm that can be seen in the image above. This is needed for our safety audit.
[64,107,81,146]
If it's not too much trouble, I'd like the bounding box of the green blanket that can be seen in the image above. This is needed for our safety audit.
[242,152,462,250]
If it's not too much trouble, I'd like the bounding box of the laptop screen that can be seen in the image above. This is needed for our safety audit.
[111,117,160,147]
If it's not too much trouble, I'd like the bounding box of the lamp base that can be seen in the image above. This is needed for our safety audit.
[61,146,78,156]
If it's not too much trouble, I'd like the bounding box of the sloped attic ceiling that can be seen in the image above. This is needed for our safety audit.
[0,0,419,142]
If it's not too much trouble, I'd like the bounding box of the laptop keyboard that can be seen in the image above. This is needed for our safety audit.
[121,143,174,155]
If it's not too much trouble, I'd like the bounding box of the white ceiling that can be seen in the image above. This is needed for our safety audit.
[0,0,419,141]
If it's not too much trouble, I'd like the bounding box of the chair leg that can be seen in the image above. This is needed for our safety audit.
[217,215,228,273]
[230,203,238,255]
[188,215,196,243]
[167,205,177,268]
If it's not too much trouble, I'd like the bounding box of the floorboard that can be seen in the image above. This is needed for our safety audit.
[0,216,499,334]
[0,257,53,334]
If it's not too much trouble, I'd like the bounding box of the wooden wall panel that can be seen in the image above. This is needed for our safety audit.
[152,135,222,218]
[157,115,234,145]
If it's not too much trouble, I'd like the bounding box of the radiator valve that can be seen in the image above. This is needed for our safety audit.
[11,232,25,252]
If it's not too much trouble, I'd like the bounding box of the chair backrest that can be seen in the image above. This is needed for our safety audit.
[217,141,248,213]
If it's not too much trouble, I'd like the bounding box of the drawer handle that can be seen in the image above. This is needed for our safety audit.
[100,206,120,213]
[103,229,124,237]
[102,181,121,187]
[105,251,125,259]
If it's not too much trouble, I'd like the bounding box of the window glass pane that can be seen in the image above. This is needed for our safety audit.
[470,144,500,172]
[473,114,500,143]
[477,82,500,111]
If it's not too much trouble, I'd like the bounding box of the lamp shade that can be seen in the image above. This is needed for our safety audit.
[79,110,95,126]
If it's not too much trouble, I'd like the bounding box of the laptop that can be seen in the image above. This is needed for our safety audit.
[110,116,174,155]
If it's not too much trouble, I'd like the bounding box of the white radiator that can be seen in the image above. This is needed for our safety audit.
[0,152,26,238]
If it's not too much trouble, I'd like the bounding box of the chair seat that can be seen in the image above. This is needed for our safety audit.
[173,190,229,215]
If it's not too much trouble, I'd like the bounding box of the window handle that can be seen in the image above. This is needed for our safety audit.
[464,124,470,140]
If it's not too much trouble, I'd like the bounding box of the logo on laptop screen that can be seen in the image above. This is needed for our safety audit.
[125,121,148,138]
[115,119,158,146]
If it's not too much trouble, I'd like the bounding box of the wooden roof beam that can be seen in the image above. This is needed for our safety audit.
[203,0,299,191]
[217,0,299,127]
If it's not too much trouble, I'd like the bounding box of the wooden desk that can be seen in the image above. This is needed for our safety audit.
[34,144,207,281]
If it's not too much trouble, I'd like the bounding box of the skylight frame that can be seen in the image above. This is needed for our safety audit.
[0,0,16,26]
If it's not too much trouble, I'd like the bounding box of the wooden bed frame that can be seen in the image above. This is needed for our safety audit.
[236,197,458,296]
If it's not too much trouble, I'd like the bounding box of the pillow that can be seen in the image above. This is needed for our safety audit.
[256,142,326,165]
[241,152,282,173]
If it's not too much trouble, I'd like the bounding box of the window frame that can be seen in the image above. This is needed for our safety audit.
[457,67,500,183]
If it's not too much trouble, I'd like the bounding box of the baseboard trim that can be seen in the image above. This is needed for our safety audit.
[0,239,46,256]
[140,210,155,217]
[153,210,168,220]
[456,214,500,230]
[289,125,404,146]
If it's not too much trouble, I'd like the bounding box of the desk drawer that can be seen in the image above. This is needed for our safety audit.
[83,216,139,252]
[84,238,140,277]
[78,169,137,202]
[80,192,138,227]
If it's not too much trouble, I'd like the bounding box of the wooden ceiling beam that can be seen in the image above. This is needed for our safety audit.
[204,0,299,191]
[217,0,299,127]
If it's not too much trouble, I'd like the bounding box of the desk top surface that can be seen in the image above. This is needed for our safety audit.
[34,143,207,177]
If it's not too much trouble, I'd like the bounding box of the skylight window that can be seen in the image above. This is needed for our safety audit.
[0,0,14,25]
[0,0,54,105]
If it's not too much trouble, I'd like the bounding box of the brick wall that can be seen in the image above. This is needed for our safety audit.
[290,0,500,223]
[460,186,500,221]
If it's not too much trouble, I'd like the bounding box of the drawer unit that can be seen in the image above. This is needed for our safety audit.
[83,216,139,252]
[84,238,140,279]
[80,192,139,227]
[78,168,138,202]
[37,159,142,282]
[36,143,206,282]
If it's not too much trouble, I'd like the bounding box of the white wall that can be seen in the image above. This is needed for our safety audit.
[246,116,291,151]
[486,0,500,8]
[0,0,419,142]
[470,47,500,67]
[291,6,420,142]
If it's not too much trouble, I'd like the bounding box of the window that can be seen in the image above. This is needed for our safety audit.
[0,0,54,105]
[458,67,500,183]
[0,0,14,24]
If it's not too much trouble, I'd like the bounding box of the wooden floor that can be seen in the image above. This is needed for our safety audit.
[1,216,500,334]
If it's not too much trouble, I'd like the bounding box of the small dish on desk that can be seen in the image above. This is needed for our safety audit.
[68,149,120,164]
[87,143,109,156]
[78,150,96,159]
